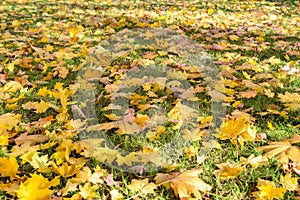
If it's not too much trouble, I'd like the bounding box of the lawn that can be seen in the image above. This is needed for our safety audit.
[0,0,299,199]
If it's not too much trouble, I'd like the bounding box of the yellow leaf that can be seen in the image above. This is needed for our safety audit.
[6,62,14,72]
[207,8,214,15]
[216,117,246,141]
[0,156,19,180]
[92,147,119,164]
[2,81,22,92]
[264,88,275,98]
[134,114,150,127]
[110,189,124,200]
[0,135,9,146]
[0,113,21,135]
[104,113,122,121]
[213,162,243,179]
[11,20,20,29]
[267,122,274,130]
[242,71,251,79]
[146,126,166,141]
[280,173,298,191]
[128,178,157,195]
[240,154,268,169]
[229,35,239,41]
[198,116,213,124]
[79,182,99,200]
[278,92,300,103]
[16,173,59,200]
[268,56,281,65]
[260,139,300,163]
[157,50,168,56]
[40,37,49,43]
[155,169,211,199]
[232,100,243,108]
[184,145,197,159]
[28,153,51,173]
[167,100,182,129]
[52,162,85,177]
[62,180,78,196]
[253,179,286,200]
[22,100,50,113]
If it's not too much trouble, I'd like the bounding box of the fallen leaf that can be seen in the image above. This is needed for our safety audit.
[213,162,243,179]
[128,178,157,195]
[79,182,99,200]
[260,139,300,163]
[16,173,60,200]
[0,156,19,180]
[155,169,211,199]
[280,173,298,191]
[252,179,286,200]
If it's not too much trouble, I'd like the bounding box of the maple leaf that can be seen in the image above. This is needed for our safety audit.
[72,166,106,184]
[0,182,19,196]
[91,147,120,164]
[216,117,256,145]
[155,169,212,199]
[79,182,99,200]
[167,100,198,130]
[116,152,140,166]
[2,81,22,93]
[29,153,51,173]
[52,162,85,177]
[0,156,19,180]
[252,179,286,200]
[16,173,60,200]
[278,92,300,111]
[21,100,50,113]
[128,178,157,195]
[110,189,124,200]
[213,162,243,180]
[268,56,281,65]
[62,179,78,196]
[0,113,21,134]
[146,126,166,141]
[240,154,268,169]
[239,89,258,99]
[260,135,300,163]
[280,173,298,191]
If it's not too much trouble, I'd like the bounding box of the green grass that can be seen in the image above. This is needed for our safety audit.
[0,0,299,199]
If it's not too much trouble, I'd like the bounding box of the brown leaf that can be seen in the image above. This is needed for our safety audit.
[239,89,258,99]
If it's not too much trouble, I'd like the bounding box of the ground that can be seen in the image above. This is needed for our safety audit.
[0,0,299,199]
